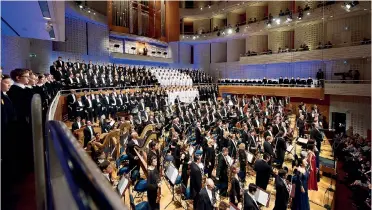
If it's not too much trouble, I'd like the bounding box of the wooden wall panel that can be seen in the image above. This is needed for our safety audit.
[165,1,180,42]
[218,85,324,99]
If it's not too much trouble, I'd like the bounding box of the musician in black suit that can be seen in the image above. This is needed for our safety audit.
[263,136,275,160]
[83,121,95,147]
[275,131,287,168]
[216,120,224,151]
[272,121,280,137]
[264,125,273,140]
[172,118,182,134]
[56,56,64,68]
[254,153,274,190]
[84,94,94,122]
[190,155,203,210]
[310,123,323,152]
[273,169,290,210]
[126,132,140,171]
[296,114,305,138]
[71,116,83,132]
[216,147,229,196]
[243,184,260,210]
[195,121,202,146]
[197,178,217,210]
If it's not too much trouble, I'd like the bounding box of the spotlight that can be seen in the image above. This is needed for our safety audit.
[93,12,96,15]
[88,10,91,13]
[192,36,196,40]
[307,12,310,15]
[286,17,292,22]
[299,17,302,20]
[276,19,281,24]
[222,31,226,35]
[200,7,203,10]
[267,23,271,27]
[182,35,184,38]
[346,4,351,9]
[227,28,233,34]
[208,5,211,8]
[79,5,83,9]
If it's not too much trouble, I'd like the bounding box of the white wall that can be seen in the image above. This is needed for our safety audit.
[194,43,210,71]
[179,43,192,64]
[227,39,246,62]
[329,95,371,137]
[211,42,227,63]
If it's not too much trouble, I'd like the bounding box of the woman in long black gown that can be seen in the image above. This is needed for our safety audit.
[147,156,161,210]
[229,164,242,206]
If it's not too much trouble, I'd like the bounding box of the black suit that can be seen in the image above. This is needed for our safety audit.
[243,190,260,210]
[190,162,202,209]
[296,118,305,137]
[273,176,290,210]
[263,141,275,157]
[254,159,273,190]
[310,128,323,152]
[71,121,82,132]
[197,188,215,210]
[195,127,202,145]
[275,137,286,167]
[83,126,95,147]
[126,139,140,171]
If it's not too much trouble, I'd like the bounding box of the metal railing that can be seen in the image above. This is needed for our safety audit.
[218,82,321,88]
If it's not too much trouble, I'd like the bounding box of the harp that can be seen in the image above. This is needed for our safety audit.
[102,129,121,161]
[133,124,158,178]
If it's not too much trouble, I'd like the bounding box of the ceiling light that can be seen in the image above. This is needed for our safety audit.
[273,18,276,21]
[364,8,367,10]
[79,5,83,9]
[93,12,96,15]
[88,10,91,13]
[330,16,333,18]
[299,17,302,20]
[276,19,281,24]
[346,4,351,9]
[182,35,184,38]
[222,31,225,35]
[43,17,51,20]
[267,23,271,27]
[307,12,310,15]
[192,36,196,40]
[227,29,233,34]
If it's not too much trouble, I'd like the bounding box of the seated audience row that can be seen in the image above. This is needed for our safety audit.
[218,76,317,87]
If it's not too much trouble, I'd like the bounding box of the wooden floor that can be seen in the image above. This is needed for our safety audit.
[121,115,335,210]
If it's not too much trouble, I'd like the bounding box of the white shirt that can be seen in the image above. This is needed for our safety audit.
[206,187,214,205]
[13,82,26,89]
[88,126,93,137]
[87,99,92,108]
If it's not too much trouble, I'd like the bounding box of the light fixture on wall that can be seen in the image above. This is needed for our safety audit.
[227,28,233,34]
[208,5,211,8]
[276,19,281,25]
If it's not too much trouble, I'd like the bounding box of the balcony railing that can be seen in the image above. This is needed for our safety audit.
[324,80,371,96]
[180,1,370,42]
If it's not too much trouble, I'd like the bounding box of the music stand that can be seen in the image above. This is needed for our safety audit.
[254,187,271,207]
[164,163,179,209]
[229,202,240,210]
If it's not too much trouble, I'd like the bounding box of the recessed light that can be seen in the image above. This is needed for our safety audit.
[94,12,96,15]
[51,37,55,40]
[307,12,310,15]
[330,16,333,18]
[43,17,51,20]
[88,10,91,13]
[79,5,83,9]
[322,17,324,20]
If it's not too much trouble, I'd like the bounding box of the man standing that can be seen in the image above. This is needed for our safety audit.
[273,170,290,210]
[254,153,274,190]
[197,178,217,210]
[190,155,203,210]
[83,121,95,147]
[310,123,323,152]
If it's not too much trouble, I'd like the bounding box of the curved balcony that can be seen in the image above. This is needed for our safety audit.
[324,80,371,96]
[180,1,370,43]
[239,42,371,65]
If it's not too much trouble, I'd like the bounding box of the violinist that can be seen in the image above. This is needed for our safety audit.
[147,156,161,210]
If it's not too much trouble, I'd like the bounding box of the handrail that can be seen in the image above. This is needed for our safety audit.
[218,83,321,87]
[325,80,371,84]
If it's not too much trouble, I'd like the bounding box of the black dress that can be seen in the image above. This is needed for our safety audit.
[147,168,160,210]
[229,176,242,206]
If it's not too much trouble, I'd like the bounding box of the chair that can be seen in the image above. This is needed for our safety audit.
[118,167,130,176]
[130,194,149,210]
[116,154,129,168]
[133,179,148,199]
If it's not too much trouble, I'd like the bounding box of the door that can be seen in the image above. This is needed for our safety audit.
[332,112,346,134]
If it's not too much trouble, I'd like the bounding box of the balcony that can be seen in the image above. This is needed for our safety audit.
[110,52,173,64]
[239,43,371,65]
[180,1,370,43]
[325,80,371,97]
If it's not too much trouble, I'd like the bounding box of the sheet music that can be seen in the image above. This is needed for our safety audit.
[117,176,129,195]
[110,120,115,127]
[286,143,294,153]
[166,164,178,185]
[246,151,254,163]
[255,189,269,206]
[226,156,233,166]
[297,137,308,144]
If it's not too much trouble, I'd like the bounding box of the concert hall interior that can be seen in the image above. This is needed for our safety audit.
[1,1,372,210]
